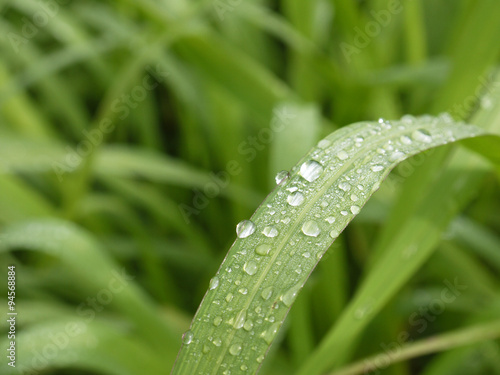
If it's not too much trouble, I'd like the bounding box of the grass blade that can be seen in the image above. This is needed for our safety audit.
[171,115,497,375]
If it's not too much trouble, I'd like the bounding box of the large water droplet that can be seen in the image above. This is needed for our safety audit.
[229,343,242,356]
[400,135,412,145]
[238,288,248,295]
[339,182,351,191]
[350,205,360,214]
[262,226,278,238]
[236,220,256,238]
[275,170,289,185]
[209,277,219,290]
[299,160,323,182]
[243,260,258,275]
[261,286,273,300]
[318,139,331,149]
[302,220,321,237]
[350,194,359,202]
[411,129,432,143]
[234,309,247,329]
[243,319,254,331]
[213,338,222,346]
[329,229,340,238]
[389,151,405,162]
[226,293,233,302]
[182,330,194,345]
[337,150,349,160]
[281,282,302,306]
[287,191,305,206]
[325,217,336,224]
[255,244,271,256]
[260,322,280,344]
[371,165,384,172]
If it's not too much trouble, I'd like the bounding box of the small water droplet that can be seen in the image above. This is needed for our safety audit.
[213,338,222,346]
[241,365,248,371]
[234,309,247,329]
[340,210,348,216]
[371,165,384,172]
[339,182,351,191]
[401,114,415,125]
[243,319,254,331]
[337,150,349,160]
[350,205,360,214]
[357,184,365,190]
[203,344,211,353]
[302,252,311,258]
[318,139,331,149]
[350,194,359,202]
[255,244,272,256]
[236,220,256,238]
[209,277,219,290]
[329,229,340,238]
[261,287,273,300]
[243,260,258,275]
[400,135,412,145]
[281,217,291,224]
[281,282,302,307]
[389,151,405,162]
[260,322,280,344]
[320,201,329,208]
[214,316,222,326]
[300,160,323,182]
[182,330,194,345]
[275,170,289,185]
[238,288,248,295]
[262,226,278,238]
[301,220,321,237]
[411,129,432,143]
[257,355,265,363]
[287,186,298,192]
[325,216,336,224]
[288,191,306,207]
[229,343,242,356]
[226,293,234,302]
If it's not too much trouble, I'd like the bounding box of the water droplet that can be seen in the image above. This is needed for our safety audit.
[339,182,351,191]
[243,319,254,331]
[350,205,360,214]
[260,322,280,344]
[275,170,289,185]
[257,355,265,363]
[238,288,248,295]
[262,226,278,238]
[378,118,385,124]
[302,220,321,237]
[241,365,248,371]
[229,343,242,356]
[209,277,219,290]
[411,129,432,143]
[261,287,273,300]
[329,229,340,238]
[255,244,271,256]
[203,344,211,353]
[320,201,329,208]
[337,150,349,160]
[340,210,348,216]
[350,194,359,202]
[287,191,305,206]
[371,165,384,172]
[357,184,365,190]
[299,160,323,182]
[243,260,258,275]
[325,217,336,224]
[400,135,412,145]
[389,151,405,162]
[236,220,256,238]
[318,139,331,149]
[226,293,233,302]
[281,282,302,306]
[182,330,194,345]
[281,217,291,224]
[287,186,298,192]
[302,252,311,258]
[214,316,222,326]
[213,338,222,346]
[234,309,247,329]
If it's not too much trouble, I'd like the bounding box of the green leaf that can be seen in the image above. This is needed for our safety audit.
[171,115,499,375]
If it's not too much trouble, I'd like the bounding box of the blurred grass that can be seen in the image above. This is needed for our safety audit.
[0,0,499,374]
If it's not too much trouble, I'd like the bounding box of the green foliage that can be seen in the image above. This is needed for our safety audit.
[1,0,500,375]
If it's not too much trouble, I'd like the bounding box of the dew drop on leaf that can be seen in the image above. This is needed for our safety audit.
[260,322,280,344]
[262,226,278,238]
[337,150,349,160]
[243,260,258,275]
[301,220,321,237]
[182,330,194,345]
[411,129,432,143]
[209,277,219,290]
[317,139,331,149]
[287,191,305,206]
[350,205,360,214]
[243,319,254,331]
[389,151,405,162]
[261,286,273,300]
[325,217,336,224]
[329,229,340,238]
[233,309,247,329]
[213,338,222,347]
[275,170,289,185]
[229,343,242,356]
[226,293,234,302]
[255,244,272,256]
[339,182,351,191]
[371,165,384,172]
[236,220,256,238]
[281,282,302,306]
[400,135,412,145]
[213,316,222,326]
[257,355,265,363]
[299,160,323,182]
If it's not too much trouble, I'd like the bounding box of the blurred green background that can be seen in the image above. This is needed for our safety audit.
[1,0,500,374]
